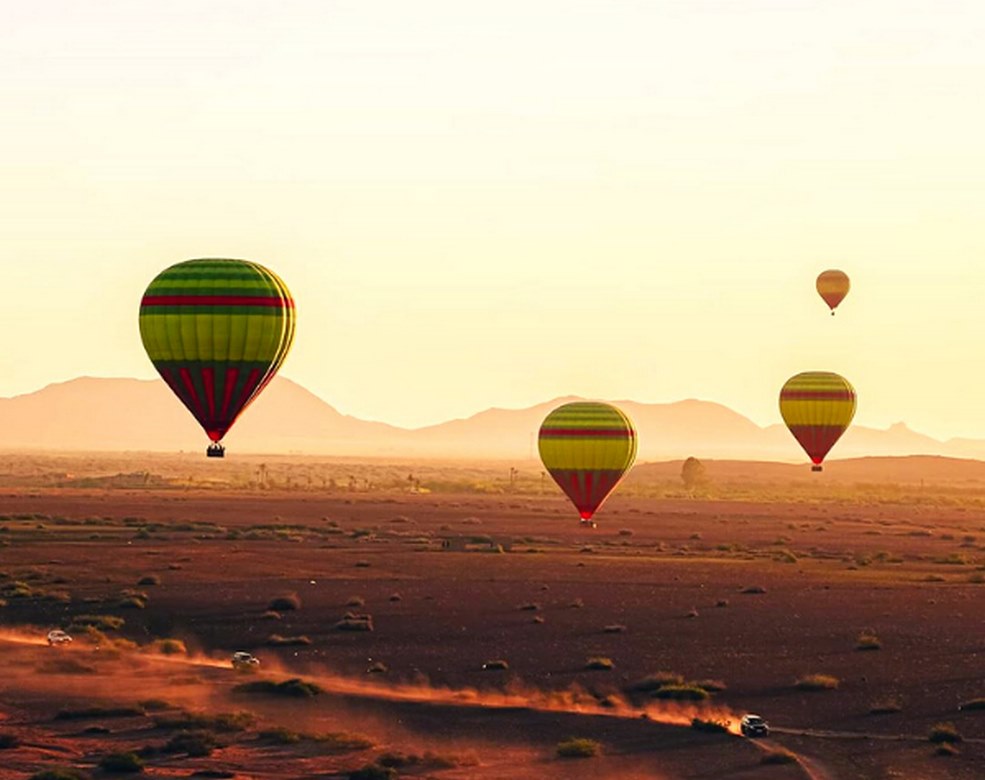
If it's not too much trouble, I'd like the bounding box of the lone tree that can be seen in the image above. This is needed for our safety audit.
[681,457,707,494]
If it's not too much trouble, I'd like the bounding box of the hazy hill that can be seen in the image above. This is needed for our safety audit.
[2,376,985,463]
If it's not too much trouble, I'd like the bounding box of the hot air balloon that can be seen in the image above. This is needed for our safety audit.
[816,270,850,315]
[139,258,296,457]
[779,372,856,472]
[538,401,637,528]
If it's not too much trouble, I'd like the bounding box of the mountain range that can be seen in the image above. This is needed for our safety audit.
[2,376,985,464]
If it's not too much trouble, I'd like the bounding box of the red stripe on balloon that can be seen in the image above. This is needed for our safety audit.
[780,391,854,401]
[540,428,635,437]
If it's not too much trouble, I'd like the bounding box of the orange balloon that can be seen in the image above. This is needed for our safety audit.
[816,270,850,314]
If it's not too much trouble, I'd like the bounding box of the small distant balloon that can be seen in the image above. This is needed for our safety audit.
[139,258,296,457]
[816,270,850,315]
[779,371,856,472]
[538,401,637,527]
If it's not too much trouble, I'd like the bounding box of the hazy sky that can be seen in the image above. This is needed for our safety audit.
[2,1,984,437]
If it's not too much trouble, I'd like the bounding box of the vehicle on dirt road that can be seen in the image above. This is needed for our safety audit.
[740,714,770,737]
[47,629,73,646]
[231,651,260,671]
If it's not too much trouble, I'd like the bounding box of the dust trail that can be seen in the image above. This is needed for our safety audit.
[0,629,47,647]
[299,671,744,735]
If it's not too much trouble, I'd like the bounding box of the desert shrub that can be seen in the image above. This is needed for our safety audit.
[618,528,634,536]
[118,595,146,609]
[98,752,144,773]
[69,614,124,631]
[569,598,584,608]
[651,685,709,702]
[0,732,21,749]
[258,727,303,745]
[625,672,684,693]
[190,772,235,779]
[163,730,217,757]
[268,593,301,611]
[855,631,881,651]
[518,602,540,611]
[869,698,902,714]
[30,770,89,780]
[346,596,365,607]
[760,749,797,765]
[335,615,374,631]
[234,678,323,698]
[693,679,727,693]
[137,575,161,586]
[376,751,457,770]
[928,722,962,744]
[934,743,959,757]
[388,592,402,601]
[959,698,985,711]
[584,657,614,671]
[740,585,766,594]
[795,674,839,691]
[266,634,312,646]
[348,766,395,780]
[715,599,729,607]
[355,560,371,568]
[691,718,729,733]
[154,711,253,733]
[556,738,600,758]
[603,624,626,633]
[367,661,388,674]
[482,659,509,670]
[316,732,374,753]
[149,639,186,655]
[685,607,699,618]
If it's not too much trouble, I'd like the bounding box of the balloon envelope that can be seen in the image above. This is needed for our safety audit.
[779,371,856,468]
[816,269,850,313]
[139,258,296,445]
[538,401,637,521]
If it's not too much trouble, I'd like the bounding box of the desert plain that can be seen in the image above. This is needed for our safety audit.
[0,453,982,780]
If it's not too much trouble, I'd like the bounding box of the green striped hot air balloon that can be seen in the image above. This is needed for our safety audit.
[538,401,638,527]
[139,258,296,457]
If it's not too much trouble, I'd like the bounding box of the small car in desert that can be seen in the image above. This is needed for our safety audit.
[740,713,770,737]
[46,629,73,646]
[231,651,260,671]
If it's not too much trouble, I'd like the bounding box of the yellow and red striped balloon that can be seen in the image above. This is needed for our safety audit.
[139,258,296,454]
[779,372,856,471]
[538,401,637,524]
[816,270,850,315]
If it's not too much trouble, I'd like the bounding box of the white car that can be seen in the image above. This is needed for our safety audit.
[231,651,260,671]
[47,629,73,646]
[740,713,770,738]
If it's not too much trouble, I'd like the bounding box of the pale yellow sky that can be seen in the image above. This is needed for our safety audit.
[2,1,984,437]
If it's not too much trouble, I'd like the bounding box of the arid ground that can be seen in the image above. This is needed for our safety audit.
[0,454,983,779]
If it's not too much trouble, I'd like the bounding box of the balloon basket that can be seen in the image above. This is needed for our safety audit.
[207,444,226,459]
[811,465,822,472]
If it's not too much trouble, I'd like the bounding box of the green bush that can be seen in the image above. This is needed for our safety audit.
[651,685,710,702]
[795,674,839,691]
[556,738,600,758]
[234,678,323,698]
[98,752,144,773]
[928,723,962,744]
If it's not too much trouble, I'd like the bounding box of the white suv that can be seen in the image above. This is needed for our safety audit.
[47,629,73,646]
[740,714,770,737]
[231,651,260,671]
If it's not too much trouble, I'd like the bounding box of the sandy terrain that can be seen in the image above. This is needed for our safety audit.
[0,461,983,778]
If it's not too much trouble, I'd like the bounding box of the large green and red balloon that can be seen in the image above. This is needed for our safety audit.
[139,258,295,454]
[538,401,638,526]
